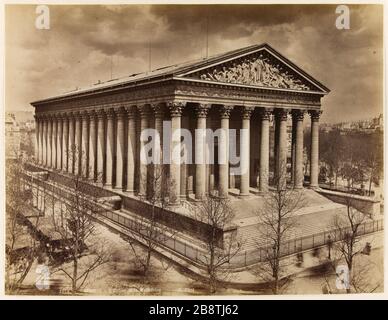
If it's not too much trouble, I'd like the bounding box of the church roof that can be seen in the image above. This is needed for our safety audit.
[32,43,329,105]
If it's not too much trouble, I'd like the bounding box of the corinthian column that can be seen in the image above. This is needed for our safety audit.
[125,106,137,193]
[74,112,82,175]
[219,105,233,198]
[62,114,69,172]
[240,107,253,196]
[195,104,210,200]
[34,115,39,162]
[39,116,44,164]
[309,110,321,188]
[292,110,305,189]
[42,117,48,166]
[275,109,289,189]
[259,109,271,193]
[68,113,75,173]
[56,114,63,170]
[105,109,115,187]
[52,116,57,169]
[81,111,89,177]
[47,116,52,168]
[151,103,165,196]
[115,107,125,189]
[96,110,105,184]
[168,101,184,204]
[88,111,97,181]
[138,106,150,196]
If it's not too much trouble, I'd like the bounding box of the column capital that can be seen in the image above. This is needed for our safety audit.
[195,103,211,118]
[275,108,289,121]
[114,107,127,119]
[259,109,272,120]
[138,104,151,118]
[53,113,62,120]
[64,111,74,120]
[219,105,234,119]
[241,106,254,120]
[124,105,137,118]
[105,108,116,120]
[96,109,106,119]
[151,103,165,118]
[72,110,82,118]
[308,110,322,121]
[86,110,97,121]
[292,109,305,121]
[80,111,90,120]
[167,101,185,117]
[45,113,54,120]
[58,112,67,121]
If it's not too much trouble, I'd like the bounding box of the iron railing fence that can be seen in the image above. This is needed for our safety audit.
[22,171,384,269]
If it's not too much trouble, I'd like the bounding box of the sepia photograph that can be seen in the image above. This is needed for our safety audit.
[2,1,385,299]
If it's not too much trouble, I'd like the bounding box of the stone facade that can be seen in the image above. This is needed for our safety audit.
[31,44,329,202]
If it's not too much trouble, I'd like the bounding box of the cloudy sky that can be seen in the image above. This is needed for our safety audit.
[5,4,383,123]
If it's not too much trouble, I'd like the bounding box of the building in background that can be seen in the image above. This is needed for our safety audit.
[5,113,21,159]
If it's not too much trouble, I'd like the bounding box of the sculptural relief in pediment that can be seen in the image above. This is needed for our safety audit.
[189,52,315,91]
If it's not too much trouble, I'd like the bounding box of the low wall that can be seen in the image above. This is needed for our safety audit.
[317,189,381,217]
[24,163,233,247]
[121,196,230,247]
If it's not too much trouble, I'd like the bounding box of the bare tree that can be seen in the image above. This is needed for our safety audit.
[49,146,110,293]
[330,195,369,293]
[191,193,241,294]
[5,158,41,293]
[125,164,177,278]
[255,165,305,294]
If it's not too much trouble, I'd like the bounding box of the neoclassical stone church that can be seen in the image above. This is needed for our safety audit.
[31,43,329,204]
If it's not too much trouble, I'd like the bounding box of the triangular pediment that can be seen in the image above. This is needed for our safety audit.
[175,44,329,93]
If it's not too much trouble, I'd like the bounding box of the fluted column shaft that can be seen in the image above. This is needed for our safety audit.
[259,110,271,193]
[88,112,97,181]
[81,112,89,177]
[169,102,184,203]
[219,106,232,197]
[293,110,305,189]
[68,115,75,173]
[195,104,210,200]
[52,117,57,169]
[105,109,115,187]
[240,107,253,196]
[96,110,105,183]
[276,109,289,189]
[152,104,164,196]
[34,116,39,162]
[309,110,321,188]
[125,107,136,193]
[43,118,48,166]
[138,107,150,196]
[115,108,125,189]
[57,116,63,170]
[39,118,44,164]
[74,114,82,175]
[47,117,52,168]
[62,116,69,172]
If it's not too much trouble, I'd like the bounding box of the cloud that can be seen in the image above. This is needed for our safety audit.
[5,4,383,123]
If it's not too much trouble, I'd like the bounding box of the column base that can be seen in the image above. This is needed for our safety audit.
[168,201,181,208]
[238,192,250,198]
